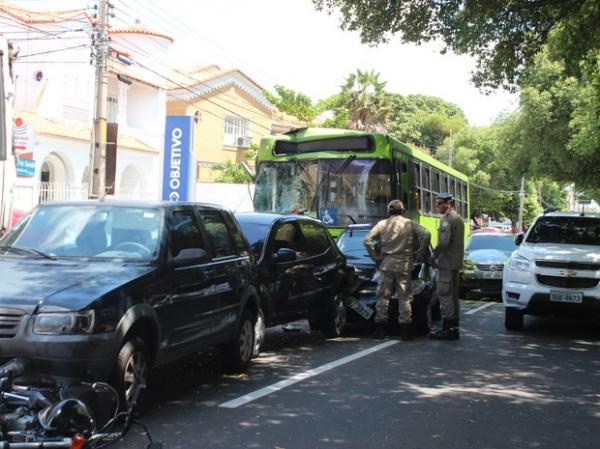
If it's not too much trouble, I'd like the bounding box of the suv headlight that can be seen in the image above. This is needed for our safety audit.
[509,254,530,272]
[33,310,95,335]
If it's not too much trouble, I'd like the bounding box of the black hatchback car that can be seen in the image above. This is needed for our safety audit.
[0,201,259,403]
[235,213,354,353]
[336,225,439,334]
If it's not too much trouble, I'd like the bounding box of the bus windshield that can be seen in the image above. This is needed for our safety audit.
[254,158,391,225]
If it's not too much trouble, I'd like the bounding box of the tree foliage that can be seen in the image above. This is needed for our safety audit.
[265,85,318,124]
[313,0,600,90]
[334,69,395,131]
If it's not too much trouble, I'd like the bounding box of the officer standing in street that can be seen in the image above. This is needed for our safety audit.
[364,200,430,341]
[430,193,464,340]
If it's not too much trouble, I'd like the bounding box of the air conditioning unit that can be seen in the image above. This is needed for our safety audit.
[236,136,252,147]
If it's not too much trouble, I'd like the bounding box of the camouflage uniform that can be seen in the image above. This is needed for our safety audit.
[364,215,430,325]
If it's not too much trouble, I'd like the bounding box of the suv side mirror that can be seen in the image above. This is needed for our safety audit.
[515,233,524,246]
[172,248,207,266]
[273,248,296,263]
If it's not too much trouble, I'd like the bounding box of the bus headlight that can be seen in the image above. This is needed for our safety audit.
[33,310,95,335]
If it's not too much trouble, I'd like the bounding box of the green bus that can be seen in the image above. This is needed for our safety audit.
[253,128,469,244]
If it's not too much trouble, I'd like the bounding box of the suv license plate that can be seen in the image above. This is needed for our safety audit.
[550,291,583,303]
[347,298,374,320]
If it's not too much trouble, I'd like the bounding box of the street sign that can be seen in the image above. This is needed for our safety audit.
[577,199,592,205]
[162,116,196,202]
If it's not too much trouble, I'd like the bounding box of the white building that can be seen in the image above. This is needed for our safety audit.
[0,3,172,216]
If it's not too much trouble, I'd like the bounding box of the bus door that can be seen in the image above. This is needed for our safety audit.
[393,150,410,209]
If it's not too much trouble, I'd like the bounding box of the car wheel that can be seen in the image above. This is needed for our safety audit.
[252,308,266,358]
[504,307,524,331]
[321,294,347,338]
[411,300,430,335]
[112,337,151,408]
[222,310,255,372]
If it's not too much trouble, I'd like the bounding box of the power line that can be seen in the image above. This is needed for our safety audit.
[470,183,521,195]
[15,43,89,59]
[109,38,275,125]
[115,0,275,87]
[109,53,273,135]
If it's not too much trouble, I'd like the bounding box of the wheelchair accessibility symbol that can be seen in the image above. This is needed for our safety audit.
[320,207,337,225]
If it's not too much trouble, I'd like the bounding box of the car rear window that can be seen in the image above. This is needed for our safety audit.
[526,216,600,246]
[467,235,516,252]
[337,230,369,256]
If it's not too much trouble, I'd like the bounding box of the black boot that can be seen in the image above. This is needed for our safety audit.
[373,322,386,339]
[429,319,459,340]
[400,323,414,341]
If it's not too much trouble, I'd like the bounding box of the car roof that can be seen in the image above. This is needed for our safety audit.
[37,200,227,211]
[470,232,513,237]
[235,212,324,226]
[539,211,600,219]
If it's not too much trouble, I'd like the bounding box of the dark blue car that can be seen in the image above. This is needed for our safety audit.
[336,225,439,334]
[0,201,259,404]
[235,213,354,353]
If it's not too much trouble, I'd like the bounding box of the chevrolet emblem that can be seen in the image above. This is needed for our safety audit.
[559,269,577,277]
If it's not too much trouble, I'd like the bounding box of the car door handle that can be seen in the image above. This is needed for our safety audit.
[205,268,217,277]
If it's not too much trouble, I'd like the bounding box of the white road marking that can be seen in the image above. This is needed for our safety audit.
[219,340,399,408]
[464,302,496,315]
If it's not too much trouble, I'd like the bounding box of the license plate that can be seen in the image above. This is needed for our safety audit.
[347,298,374,320]
[550,291,583,303]
[483,271,502,279]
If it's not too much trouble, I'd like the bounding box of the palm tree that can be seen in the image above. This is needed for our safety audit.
[338,69,394,132]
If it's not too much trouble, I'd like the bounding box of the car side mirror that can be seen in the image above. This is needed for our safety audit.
[172,248,207,266]
[515,233,524,246]
[272,248,296,263]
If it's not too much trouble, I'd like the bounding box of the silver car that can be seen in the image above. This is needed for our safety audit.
[461,231,517,299]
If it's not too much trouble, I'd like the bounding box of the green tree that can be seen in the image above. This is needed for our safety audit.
[212,148,257,184]
[313,0,600,90]
[335,69,394,131]
[387,94,467,149]
[265,85,318,124]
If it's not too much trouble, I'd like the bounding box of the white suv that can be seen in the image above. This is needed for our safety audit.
[502,212,600,330]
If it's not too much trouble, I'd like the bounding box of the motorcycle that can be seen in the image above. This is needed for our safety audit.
[0,358,161,449]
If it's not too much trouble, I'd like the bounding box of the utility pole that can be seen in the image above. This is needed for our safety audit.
[448,129,453,168]
[517,176,525,233]
[89,0,110,199]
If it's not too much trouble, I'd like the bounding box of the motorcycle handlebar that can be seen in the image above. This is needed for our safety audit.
[0,438,72,448]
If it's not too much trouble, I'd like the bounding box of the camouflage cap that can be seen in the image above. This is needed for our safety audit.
[387,199,405,213]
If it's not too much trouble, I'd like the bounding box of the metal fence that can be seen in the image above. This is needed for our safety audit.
[37,182,88,204]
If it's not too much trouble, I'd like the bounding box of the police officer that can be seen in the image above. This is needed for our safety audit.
[364,200,431,340]
[430,193,464,340]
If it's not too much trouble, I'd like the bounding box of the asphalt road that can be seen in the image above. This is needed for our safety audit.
[121,300,600,449]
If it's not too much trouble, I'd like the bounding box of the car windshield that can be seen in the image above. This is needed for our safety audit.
[526,216,600,246]
[0,205,162,260]
[466,234,516,252]
[254,158,391,226]
[237,221,269,257]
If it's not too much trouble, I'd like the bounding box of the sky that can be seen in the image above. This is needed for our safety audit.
[13,0,518,126]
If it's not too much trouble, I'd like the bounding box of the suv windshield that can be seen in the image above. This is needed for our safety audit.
[526,216,600,246]
[0,205,162,259]
[467,234,516,252]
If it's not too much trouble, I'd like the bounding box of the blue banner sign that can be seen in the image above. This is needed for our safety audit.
[16,158,35,177]
[162,116,195,202]
[320,207,337,226]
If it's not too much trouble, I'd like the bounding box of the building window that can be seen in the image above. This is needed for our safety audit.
[223,116,251,147]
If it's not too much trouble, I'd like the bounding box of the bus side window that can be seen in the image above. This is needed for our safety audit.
[411,161,421,212]
[421,164,432,214]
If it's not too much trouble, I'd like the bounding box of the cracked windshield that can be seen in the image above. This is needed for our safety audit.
[255,158,391,225]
